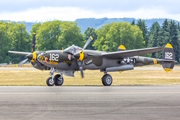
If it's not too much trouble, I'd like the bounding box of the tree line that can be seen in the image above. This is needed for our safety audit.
[0,19,179,63]
[134,19,180,62]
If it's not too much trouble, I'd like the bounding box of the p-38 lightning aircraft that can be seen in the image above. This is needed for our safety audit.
[9,33,175,86]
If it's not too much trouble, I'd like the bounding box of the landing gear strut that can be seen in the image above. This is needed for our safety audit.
[46,68,64,86]
[101,73,113,86]
[46,68,55,86]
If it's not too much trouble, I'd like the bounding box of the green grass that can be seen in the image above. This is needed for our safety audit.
[0,67,180,86]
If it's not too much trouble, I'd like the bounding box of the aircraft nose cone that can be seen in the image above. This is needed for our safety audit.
[27,53,33,60]
[74,53,80,59]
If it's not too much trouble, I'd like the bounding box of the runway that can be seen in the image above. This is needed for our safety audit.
[0,86,180,120]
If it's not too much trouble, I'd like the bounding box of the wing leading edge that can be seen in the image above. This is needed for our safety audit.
[102,47,163,59]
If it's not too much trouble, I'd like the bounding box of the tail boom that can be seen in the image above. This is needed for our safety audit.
[133,43,175,72]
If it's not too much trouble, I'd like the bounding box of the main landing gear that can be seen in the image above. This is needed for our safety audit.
[101,73,113,86]
[46,68,113,86]
[46,68,64,86]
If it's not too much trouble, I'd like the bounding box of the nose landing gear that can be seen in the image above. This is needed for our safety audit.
[46,77,54,86]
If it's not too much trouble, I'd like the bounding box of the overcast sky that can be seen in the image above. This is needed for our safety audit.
[0,0,180,22]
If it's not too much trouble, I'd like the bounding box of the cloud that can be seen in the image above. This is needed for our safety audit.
[1,0,180,22]
[0,6,180,22]
[1,0,180,14]
[0,7,94,22]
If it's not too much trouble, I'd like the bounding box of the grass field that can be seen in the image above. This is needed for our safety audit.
[0,66,180,86]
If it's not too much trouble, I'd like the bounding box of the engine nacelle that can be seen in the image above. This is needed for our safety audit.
[32,61,50,70]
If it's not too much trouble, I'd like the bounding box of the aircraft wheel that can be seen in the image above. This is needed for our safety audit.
[54,74,64,86]
[102,74,113,86]
[46,77,54,86]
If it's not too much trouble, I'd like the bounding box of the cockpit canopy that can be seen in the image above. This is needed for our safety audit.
[64,45,82,54]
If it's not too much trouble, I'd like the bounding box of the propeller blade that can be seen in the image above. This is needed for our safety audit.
[78,61,84,78]
[8,51,31,55]
[18,59,29,67]
[82,36,93,51]
[80,68,84,78]
[31,33,36,52]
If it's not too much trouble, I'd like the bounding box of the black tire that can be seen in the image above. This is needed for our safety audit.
[46,77,54,86]
[54,74,64,86]
[101,74,113,86]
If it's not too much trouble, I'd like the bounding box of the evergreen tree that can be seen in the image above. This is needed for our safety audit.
[148,22,160,58]
[156,28,163,58]
[131,19,135,25]
[156,19,170,58]
[162,19,170,44]
[148,22,158,46]
[178,22,180,31]
[137,19,148,47]
[168,20,179,62]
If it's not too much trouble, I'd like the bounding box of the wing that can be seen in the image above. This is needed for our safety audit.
[102,47,163,59]
[8,51,31,55]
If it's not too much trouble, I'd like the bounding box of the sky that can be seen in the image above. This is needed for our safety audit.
[0,0,180,22]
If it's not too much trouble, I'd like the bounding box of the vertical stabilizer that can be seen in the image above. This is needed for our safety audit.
[162,43,175,72]
[117,45,126,51]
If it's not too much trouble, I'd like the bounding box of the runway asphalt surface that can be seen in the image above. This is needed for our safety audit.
[0,86,180,120]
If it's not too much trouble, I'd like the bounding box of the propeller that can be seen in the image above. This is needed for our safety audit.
[74,36,93,78]
[31,32,36,52]
[82,36,93,51]
[18,58,29,67]
[18,33,37,66]
[78,61,84,78]
[9,33,45,70]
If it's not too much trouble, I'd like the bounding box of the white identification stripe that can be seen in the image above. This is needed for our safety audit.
[85,59,93,64]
